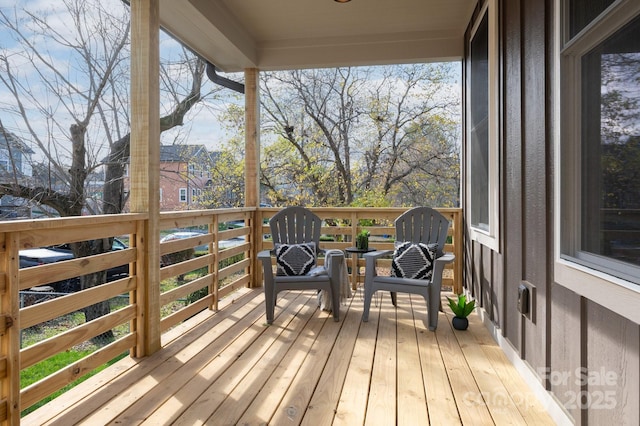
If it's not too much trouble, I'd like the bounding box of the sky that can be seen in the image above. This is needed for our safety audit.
[0,0,463,169]
[0,0,241,167]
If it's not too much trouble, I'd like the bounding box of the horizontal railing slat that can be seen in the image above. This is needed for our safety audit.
[21,277,136,329]
[21,305,137,369]
[0,206,460,416]
[20,334,136,409]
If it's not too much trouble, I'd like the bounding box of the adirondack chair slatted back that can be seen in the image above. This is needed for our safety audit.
[261,206,342,324]
[270,206,322,250]
[395,207,450,257]
[362,206,454,330]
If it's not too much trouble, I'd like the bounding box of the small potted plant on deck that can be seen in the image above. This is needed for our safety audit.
[356,229,370,250]
[447,294,475,330]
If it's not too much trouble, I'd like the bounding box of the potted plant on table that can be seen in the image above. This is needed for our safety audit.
[356,229,370,250]
[447,294,475,330]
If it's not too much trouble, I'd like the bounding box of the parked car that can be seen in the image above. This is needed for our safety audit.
[218,237,245,249]
[19,238,130,293]
[160,231,209,251]
[160,230,246,253]
[19,247,73,269]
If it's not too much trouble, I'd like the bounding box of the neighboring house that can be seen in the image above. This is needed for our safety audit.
[124,144,216,211]
[0,125,34,218]
[0,125,34,181]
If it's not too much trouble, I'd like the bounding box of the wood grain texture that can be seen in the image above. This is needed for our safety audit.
[22,289,556,425]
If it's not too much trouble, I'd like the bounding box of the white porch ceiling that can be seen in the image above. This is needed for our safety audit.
[158,0,477,72]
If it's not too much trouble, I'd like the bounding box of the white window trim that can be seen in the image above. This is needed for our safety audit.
[554,0,640,324]
[466,0,500,252]
[179,187,187,203]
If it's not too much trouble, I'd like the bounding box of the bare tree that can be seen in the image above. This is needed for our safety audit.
[259,64,460,207]
[0,0,218,339]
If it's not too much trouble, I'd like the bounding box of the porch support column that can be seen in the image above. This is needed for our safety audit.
[130,0,161,356]
[245,68,260,207]
[245,68,261,288]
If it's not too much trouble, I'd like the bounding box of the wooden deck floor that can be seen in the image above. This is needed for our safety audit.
[24,287,556,425]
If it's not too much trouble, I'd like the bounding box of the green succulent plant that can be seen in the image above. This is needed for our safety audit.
[447,294,476,318]
[356,229,370,250]
[357,229,370,238]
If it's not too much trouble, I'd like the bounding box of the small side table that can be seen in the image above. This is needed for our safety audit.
[345,247,376,291]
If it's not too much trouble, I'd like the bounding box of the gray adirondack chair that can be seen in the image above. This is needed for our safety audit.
[362,207,455,330]
[258,206,344,324]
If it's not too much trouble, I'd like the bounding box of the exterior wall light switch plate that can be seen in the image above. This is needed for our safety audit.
[518,281,536,323]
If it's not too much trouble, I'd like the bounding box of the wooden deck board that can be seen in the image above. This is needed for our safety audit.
[144,291,308,425]
[205,293,319,425]
[333,293,379,426]
[466,311,556,425]
[300,291,358,426]
[396,294,429,424]
[364,293,397,426]
[268,300,345,425]
[107,289,283,425]
[236,303,329,425]
[23,288,556,426]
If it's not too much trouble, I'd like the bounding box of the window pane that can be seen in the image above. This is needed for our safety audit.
[581,15,640,269]
[568,0,616,39]
[470,12,489,231]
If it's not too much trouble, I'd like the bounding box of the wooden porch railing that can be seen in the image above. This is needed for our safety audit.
[0,207,460,422]
[257,208,462,294]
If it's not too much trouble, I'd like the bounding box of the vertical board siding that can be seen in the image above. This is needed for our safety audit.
[502,0,524,347]
[586,301,640,425]
[521,0,549,374]
[550,286,583,424]
[464,0,640,424]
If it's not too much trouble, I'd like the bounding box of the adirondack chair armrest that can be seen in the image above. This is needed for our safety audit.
[432,252,455,283]
[435,252,455,264]
[257,249,272,261]
[258,249,274,280]
[363,250,392,281]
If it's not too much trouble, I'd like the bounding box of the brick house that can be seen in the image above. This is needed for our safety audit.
[124,144,215,211]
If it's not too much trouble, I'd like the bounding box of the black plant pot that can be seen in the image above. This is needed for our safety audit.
[452,316,469,330]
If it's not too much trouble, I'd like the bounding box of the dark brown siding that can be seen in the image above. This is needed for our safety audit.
[520,0,548,371]
[502,0,524,350]
[550,285,582,422]
[464,0,639,424]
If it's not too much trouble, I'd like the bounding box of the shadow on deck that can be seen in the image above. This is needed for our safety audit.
[24,287,555,425]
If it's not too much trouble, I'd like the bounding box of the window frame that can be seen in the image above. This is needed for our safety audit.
[466,0,501,252]
[179,187,187,203]
[555,0,640,323]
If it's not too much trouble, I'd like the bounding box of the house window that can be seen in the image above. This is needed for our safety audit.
[560,0,640,287]
[466,0,499,250]
[179,188,187,203]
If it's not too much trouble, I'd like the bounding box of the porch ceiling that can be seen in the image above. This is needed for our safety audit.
[158,0,476,72]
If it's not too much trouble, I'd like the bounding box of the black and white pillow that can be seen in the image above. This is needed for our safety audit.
[390,242,438,280]
[275,242,317,276]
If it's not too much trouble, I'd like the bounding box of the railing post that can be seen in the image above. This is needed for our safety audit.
[3,233,21,425]
[211,215,219,310]
[250,209,261,288]
[453,210,463,294]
